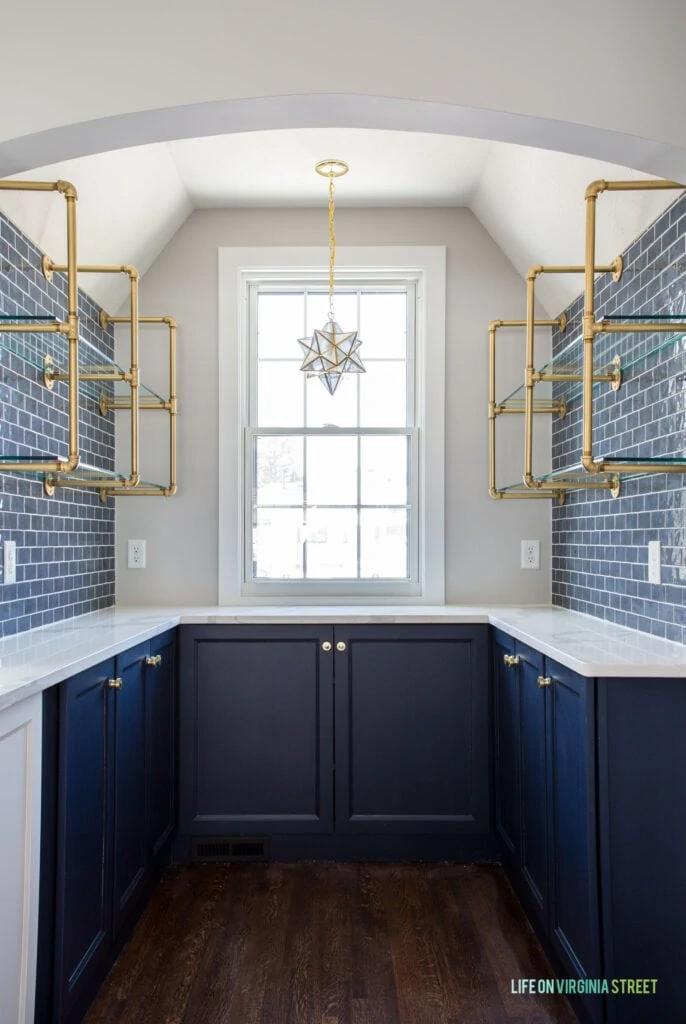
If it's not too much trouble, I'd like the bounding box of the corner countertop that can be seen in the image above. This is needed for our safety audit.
[0,604,685,714]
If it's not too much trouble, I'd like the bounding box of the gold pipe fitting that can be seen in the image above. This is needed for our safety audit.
[55,180,78,200]
[585,180,607,200]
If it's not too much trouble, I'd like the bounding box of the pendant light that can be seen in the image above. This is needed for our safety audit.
[298,159,365,395]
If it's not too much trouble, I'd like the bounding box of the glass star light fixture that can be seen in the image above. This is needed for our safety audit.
[299,159,365,395]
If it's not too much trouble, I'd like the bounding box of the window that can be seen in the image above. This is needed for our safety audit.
[218,246,445,603]
[248,284,417,589]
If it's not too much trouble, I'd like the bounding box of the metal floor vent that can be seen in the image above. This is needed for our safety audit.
[191,837,269,862]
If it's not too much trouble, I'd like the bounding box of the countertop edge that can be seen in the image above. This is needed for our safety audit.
[1,604,685,714]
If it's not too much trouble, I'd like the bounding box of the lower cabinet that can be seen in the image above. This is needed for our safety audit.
[493,629,601,1024]
[597,677,686,1024]
[179,624,334,836]
[179,624,490,854]
[46,630,176,1024]
[333,624,489,834]
[0,694,42,1024]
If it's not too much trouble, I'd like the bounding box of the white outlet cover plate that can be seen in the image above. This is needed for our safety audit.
[648,540,661,584]
[3,540,16,584]
[127,539,147,569]
[521,540,541,570]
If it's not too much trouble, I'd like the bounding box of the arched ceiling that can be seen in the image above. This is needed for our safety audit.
[2,0,686,175]
[0,130,676,315]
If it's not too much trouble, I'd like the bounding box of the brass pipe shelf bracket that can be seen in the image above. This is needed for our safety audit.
[488,317,566,503]
[41,261,141,494]
[98,314,177,498]
[582,178,686,476]
[523,261,625,496]
[0,180,80,474]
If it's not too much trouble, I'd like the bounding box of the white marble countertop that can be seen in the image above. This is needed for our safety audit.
[0,604,685,714]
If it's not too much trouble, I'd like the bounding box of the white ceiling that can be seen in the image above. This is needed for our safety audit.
[0,128,676,314]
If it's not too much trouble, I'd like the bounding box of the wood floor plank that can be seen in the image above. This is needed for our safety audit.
[83,863,577,1024]
[463,866,578,1024]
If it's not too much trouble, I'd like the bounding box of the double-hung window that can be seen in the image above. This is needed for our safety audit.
[218,247,445,603]
[246,281,416,595]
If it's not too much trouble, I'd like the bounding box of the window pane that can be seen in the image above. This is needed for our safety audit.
[360,509,408,579]
[257,361,304,426]
[359,361,407,426]
[305,508,357,578]
[359,292,407,359]
[306,292,357,335]
[306,371,357,427]
[258,293,304,358]
[306,436,357,506]
[360,435,409,506]
[255,436,303,506]
[253,508,304,579]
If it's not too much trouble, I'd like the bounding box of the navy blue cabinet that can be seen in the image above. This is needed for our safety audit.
[334,624,489,835]
[46,632,177,1024]
[179,625,334,836]
[518,642,549,931]
[53,659,115,1024]
[146,631,177,871]
[492,630,601,1024]
[179,623,489,854]
[111,642,149,938]
[547,659,600,1003]
[492,629,520,861]
[598,677,686,1024]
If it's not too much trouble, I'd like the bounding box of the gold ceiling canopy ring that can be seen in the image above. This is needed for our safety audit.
[314,159,349,178]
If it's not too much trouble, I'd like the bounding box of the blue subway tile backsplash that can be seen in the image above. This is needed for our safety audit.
[0,209,115,637]
[552,192,686,644]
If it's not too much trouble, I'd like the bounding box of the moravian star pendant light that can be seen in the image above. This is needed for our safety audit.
[298,159,365,395]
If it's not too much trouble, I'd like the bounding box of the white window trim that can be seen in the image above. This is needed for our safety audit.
[218,246,446,605]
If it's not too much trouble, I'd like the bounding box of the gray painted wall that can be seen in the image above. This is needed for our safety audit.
[115,207,552,605]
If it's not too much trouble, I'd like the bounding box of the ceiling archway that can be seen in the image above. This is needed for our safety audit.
[2,94,686,182]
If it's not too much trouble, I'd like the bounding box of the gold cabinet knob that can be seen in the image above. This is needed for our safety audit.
[537,676,552,688]
[336,641,347,652]
[108,677,123,690]
[146,654,162,667]
[503,654,520,667]
[321,641,332,652]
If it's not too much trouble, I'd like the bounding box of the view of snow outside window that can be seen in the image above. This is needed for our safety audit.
[249,287,413,581]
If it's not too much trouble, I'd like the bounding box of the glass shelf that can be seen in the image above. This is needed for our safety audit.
[45,465,169,496]
[1,458,168,495]
[534,465,618,483]
[0,315,59,322]
[599,456,686,467]
[0,325,165,406]
[601,314,686,321]
[496,325,686,411]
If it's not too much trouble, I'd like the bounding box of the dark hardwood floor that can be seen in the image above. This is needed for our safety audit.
[84,863,576,1024]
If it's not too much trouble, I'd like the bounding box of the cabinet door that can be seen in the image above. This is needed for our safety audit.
[112,642,149,938]
[492,628,521,862]
[179,625,334,834]
[518,642,549,929]
[146,631,176,872]
[598,677,686,1024]
[0,694,42,1024]
[54,660,114,1024]
[547,659,601,1023]
[334,625,489,834]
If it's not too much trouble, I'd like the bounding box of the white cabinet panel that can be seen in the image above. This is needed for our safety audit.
[0,694,41,1024]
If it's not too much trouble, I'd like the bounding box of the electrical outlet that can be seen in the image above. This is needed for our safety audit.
[3,540,16,584]
[3,540,17,584]
[127,539,147,570]
[648,540,661,584]
[521,540,540,570]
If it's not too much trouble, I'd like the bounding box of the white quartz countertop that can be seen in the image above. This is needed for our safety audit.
[1,604,685,713]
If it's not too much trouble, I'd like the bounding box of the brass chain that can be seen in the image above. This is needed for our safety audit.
[328,172,336,323]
